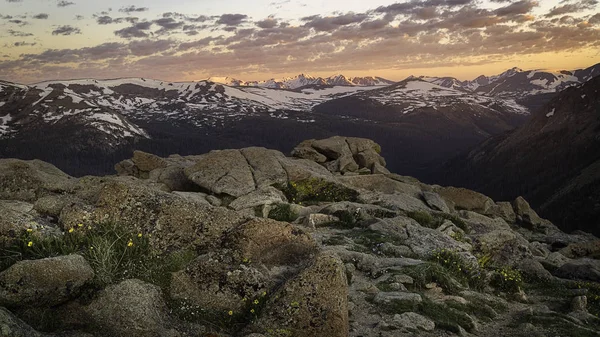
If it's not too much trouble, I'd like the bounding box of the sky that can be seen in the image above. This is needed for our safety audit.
[0,0,599,84]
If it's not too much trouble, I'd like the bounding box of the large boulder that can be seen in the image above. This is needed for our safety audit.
[553,259,600,282]
[0,255,94,307]
[184,149,255,197]
[85,279,175,337]
[227,218,317,267]
[0,307,45,337]
[0,159,74,202]
[88,179,249,252]
[512,196,543,227]
[249,252,349,337]
[291,137,387,174]
[240,147,289,188]
[132,150,168,173]
[435,186,495,214]
[337,175,422,197]
[169,252,271,312]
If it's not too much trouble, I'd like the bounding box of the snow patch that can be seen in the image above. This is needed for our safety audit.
[546,108,555,117]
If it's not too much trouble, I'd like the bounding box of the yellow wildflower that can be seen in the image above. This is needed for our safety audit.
[68,228,74,233]
[77,223,83,227]
[228,310,233,316]
[250,309,255,314]
[127,240,134,247]
[26,228,33,233]
[27,241,33,247]
[137,233,143,238]
[262,291,267,296]
[253,299,259,305]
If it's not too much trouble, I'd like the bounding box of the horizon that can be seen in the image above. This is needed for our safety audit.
[1,0,599,83]
[2,60,599,86]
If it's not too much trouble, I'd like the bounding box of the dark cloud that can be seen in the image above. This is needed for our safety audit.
[178,36,222,51]
[57,1,75,7]
[256,17,278,29]
[303,13,369,32]
[495,1,538,16]
[590,12,600,24]
[8,19,28,26]
[8,29,33,36]
[128,39,176,56]
[119,5,148,14]
[75,15,84,20]
[153,18,184,30]
[32,13,49,19]
[546,0,598,17]
[0,15,13,19]
[216,14,248,26]
[114,21,153,38]
[14,41,36,47]
[52,25,81,35]
[95,16,122,25]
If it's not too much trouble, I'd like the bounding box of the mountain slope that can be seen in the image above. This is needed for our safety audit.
[442,75,600,234]
[208,73,396,89]
[312,78,530,180]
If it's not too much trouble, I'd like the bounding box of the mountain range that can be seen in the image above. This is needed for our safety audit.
[442,74,600,235]
[207,74,395,89]
[0,63,598,179]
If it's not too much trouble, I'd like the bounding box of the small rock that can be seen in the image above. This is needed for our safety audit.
[422,191,450,213]
[0,254,94,307]
[388,282,407,291]
[206,195,222,207]
[373,292,422,305]
[302,213,340,229]
[393,312,435,331]
[0,307,44,337]
[85,279,171,337]
[391,274,414,285]
[513,196,542,227]
[571,296,587,312]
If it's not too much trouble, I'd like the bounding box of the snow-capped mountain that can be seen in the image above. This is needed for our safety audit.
[417,63,600,99]
[0,77,385,141]
[208,73,395,90]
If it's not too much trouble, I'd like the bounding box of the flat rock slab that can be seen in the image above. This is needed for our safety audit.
[184,149,255,197]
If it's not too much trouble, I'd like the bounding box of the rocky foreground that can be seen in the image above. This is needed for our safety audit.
[0,136,599,337]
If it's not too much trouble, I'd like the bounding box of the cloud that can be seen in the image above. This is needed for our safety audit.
[57,1,75,7]
[302,13,369,32]
[114,21,153,38]
[52,25,81,35]
[32,13,49,20]
[495,1,538,16]
[8,29,33,36]
[256,17,278,29]
[546,0,599,17]
[13,41,37,47]
[8,19,28,26]
[119,5,148,14]
[153,18,184,30]
[216,14,248,26]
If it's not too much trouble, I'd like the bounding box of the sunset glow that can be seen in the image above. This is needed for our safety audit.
[1,0,599,83]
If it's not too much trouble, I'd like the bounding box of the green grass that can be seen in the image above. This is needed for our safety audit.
[267,203,298,222]
[278,178,359,205]
[407,211,470,233]
[379,297,477,333]
[0,223,197,288]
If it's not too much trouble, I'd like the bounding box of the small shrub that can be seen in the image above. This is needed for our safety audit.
[491,266,523,294]
[402,263,465,295]
[280,178,358,204]
[429,249,485,291]
[407,211,436,228]
[407,212,470,233]
[267,203,298,222]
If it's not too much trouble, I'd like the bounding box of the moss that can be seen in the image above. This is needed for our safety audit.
[380,297,477,333]
[407,211,436,228]
[512,312,600,337]
[280,178,358,204]
[407,211,470,233]
[429,249,485,291]
[267,203,298,222]
[401,263,465,295]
